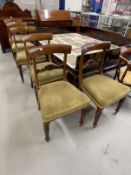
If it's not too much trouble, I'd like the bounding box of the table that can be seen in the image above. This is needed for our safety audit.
[40,33,119,70]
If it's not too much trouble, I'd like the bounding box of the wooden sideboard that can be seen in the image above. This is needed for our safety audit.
[0,2,33,53]
[36,10,73,27]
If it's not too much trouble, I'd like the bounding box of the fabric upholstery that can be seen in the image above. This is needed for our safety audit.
[119,69,131,86]
[11,42,34,52]
[39,81,90,122]
[30,62,63,85]
[82,74,130,108]
[16,50,46,65]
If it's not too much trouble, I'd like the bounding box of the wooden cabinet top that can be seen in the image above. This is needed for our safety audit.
[37,10,72,22]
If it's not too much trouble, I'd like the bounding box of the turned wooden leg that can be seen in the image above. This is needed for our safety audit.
[93,107,103,128]
[18,65,24,83]
[114,97,126,115]
[43,122,50,142]
[79,108,87,126]
[30,78,33,88]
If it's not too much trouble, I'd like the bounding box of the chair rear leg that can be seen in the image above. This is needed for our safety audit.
[93,107,103,128]
[30,77,33,88]
[43,122,50,142]
[18,65,24,83]
[79,108,87,126]
[114,97,126,115]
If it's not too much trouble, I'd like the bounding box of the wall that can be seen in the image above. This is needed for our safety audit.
[65,0,82,11]
[42,0,59,10]
[14,0,59,11]
[14,0,36,11]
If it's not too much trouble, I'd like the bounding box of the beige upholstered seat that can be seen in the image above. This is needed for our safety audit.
[16,49,46,65]
[28,44,90,142]
[30,62,63,85]
[82,74,129,108]
[39,81,89,122]
[11,42,34,52]
[79,42,130,127]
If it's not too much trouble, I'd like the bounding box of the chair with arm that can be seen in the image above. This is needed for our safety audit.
[78,42,130,128]
[115,46,131,90]
[28,44,90,142]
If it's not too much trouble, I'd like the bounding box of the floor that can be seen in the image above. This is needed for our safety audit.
[0,49,131,175]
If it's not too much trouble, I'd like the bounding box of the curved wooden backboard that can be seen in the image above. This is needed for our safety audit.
[0,2,32,18]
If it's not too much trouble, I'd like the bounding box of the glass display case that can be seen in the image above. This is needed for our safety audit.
[97,15,130,36]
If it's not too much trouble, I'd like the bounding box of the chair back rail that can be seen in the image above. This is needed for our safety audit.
[28,44,72,89]
[21,33,53,63]
[21,33,53,43]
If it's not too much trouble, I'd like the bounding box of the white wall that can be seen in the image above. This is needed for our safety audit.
[65,0,82,11]
[14,0,83,12]
[42,0,59,10]
[14,0,36,11]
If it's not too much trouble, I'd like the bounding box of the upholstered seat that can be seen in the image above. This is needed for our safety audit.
[39,81,90,122]
[11,42,34,52]
[82,74,130,108]
[30,62,63,84]
[16,49,46,65]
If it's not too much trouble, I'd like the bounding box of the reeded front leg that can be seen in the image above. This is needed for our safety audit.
[79,108,87,126]
[93,107,103,128]
[18,65,24,83]
[43,122,50,142]
[114,97,126,115]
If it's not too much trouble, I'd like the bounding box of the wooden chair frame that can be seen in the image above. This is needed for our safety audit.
[21,33,53,100]
[9,26,37,83]
[115,47,131,87]
[78,42,128,127]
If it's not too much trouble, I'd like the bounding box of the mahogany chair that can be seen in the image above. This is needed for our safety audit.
[78,42,130,127]
[21,33,62,100]
[28,44,90,142]
[8,24,34,53]
[115,46,131,96]
[9,26,36,82]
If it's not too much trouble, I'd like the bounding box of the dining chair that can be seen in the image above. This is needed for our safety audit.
[5,21,28,54]
[78,42,130,127]
[114,46,131,96]
[9,25,37,82]
[21,33,61,100]
[28,44,90,142]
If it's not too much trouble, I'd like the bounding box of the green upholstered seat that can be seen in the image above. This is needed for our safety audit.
[39,81,90,122]
[30,62,63,85]
[11,42,34,52]
[82,74,130,109]
[16,50,46,65]
[119,69,131,86]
